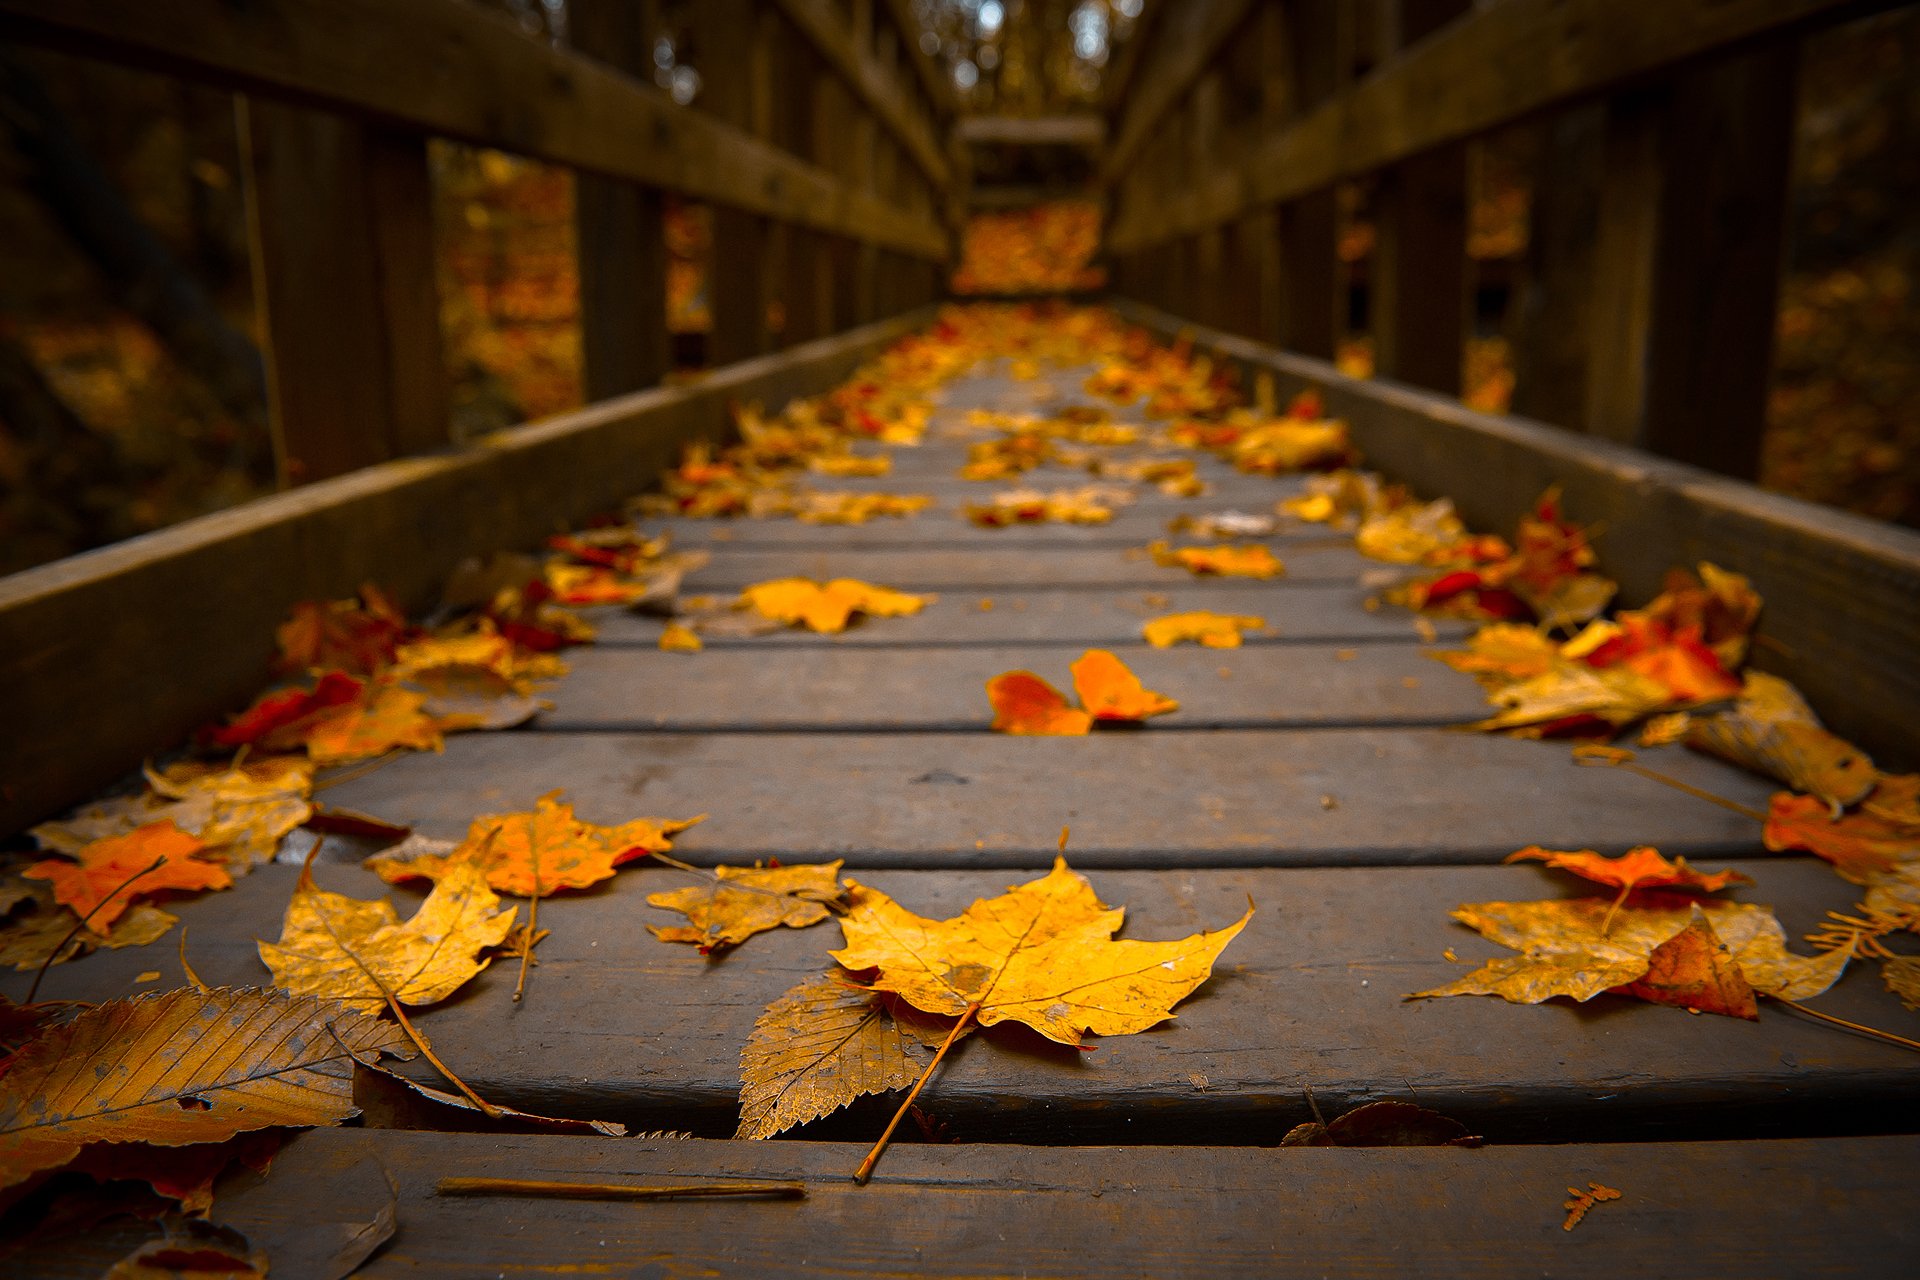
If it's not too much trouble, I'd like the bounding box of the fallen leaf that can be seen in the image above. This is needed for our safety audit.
[830,857,1251,1046]
[1563,1182,1622,1231]
[1615,907,1759,1019]
[1411,896,1847,1006]
[648,860,847,954]
[1279,1100,1483,1147]
[146,757,314,872]
[1686,672,1876,806]
[740,577,933,633]
[659,622,703,652]
[260,858,517,1014]
[301,681,447,765]
[1070,649,1179,721]
[1763,791,1920,883]
[986,671,1093,735]
[1148,540,1285,579]
[274,583,413,676]
[24,821,231,932]
[1142,611,1265,649]
[1505,846,1752,895]
[735,974,952,1139]
[67,1131,282,1215]
[365,791,704,895]
[207,671,365,751]
[809,453,891,477]
[104,1218,268,1279]
[0,890,177,971]
[0,987,408,1189]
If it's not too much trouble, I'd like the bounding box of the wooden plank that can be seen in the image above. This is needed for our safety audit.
[0,311,934,838]
[1101,0,1257,187]
[571,0,669,398]
[310,729,1777,866]
[589,582,1468,646]
[238,98,447,484]
[13,860,1910,1143]
[0,0,949,259]
[642,510,1348,549]
[1105,0,1872,254]
[679,544,1378,589]
[538,641,1487,732]
[189,1130,1920,1279]
[769,0,951,189]
[1114,301,1920,770]
[955,114,1107,147]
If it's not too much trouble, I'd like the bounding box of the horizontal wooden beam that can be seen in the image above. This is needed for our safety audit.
[1100,0,1255,187]
[956,114,1107,147]
[1114,301,1920,771]
[0,0,948,259]
[1108,0,1876,253]
[0,311,935,838]
[767,0,951,190]
[965,184,1102,210]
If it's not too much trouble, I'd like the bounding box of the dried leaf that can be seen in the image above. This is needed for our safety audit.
[1563,1182,1622,1231]
[735,975,953,1140]
[1505,845,1752,895]
[1279,1100,1482,1147]
[1411,896,1847,1006]
[1686,672,1876,806]
[274,583,412,676]
[1615,907,1759,1019]
[301,681,446,765]
[648,860,845,954]
[0,890,177,971]
[1764,791,1920,884]
[740,577,933,633]
[260,858,516,1014]
[1069,649,1179,721]
[1141,611,1265,649]
[365,791,703,895]
[1148,540,1285,579]
[24,821,230,932]
[67,1130,282,1215]
[985,671,1093,736]
[147,757,314,872]
[207,671,365,751]
[659,622,703,653]
[103,1218,268,1279]
[0,987,408,1189]
[831,857,1252,1046]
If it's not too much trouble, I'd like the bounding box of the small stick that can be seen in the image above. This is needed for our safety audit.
[438,1177,804,1201]
[514,849,541,1003]
[1770,997,1920,1054]
[1574,755,1768,823]
[854,1002,979,1185]
[26,856,165,1004]
[178,926,210,992]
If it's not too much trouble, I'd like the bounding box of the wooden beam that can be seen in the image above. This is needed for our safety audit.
[1508,104,1604,427]
[701,0,773,364]
[0,0,947,259]
[878,0,957,120]
[1107,0,1874,253]
[1272,0,1346,361]
[1101,0,1257,187]
[768,0,951,191]
[238,99,447,485]
[0,312,935,838]
[955,114,1106,147]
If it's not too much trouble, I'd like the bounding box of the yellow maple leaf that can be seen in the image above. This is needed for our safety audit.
[1147,540,1285,579]
[831,857,1251,1046]
[648,860,845,954]
[739,577,933,634]
[259,857,516,1014]
[1142,611,1265,649]
[302,682,446,765]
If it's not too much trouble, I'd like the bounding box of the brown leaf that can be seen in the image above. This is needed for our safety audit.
[103,1218,268,1280]
[1615,907,1759,1019]
[1686,672,1876,806]
[648,861,845,954]
[1279,1100,1483,1147]
[0,988,408,1189]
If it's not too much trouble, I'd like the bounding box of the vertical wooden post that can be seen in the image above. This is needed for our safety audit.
[1369,0,1469,394]
[776,32,824,346]
[1509,104,1603,427]
[1189,73,1226,330]
[572,0,668,398]
[700,0,773,365]
[1585,40,1797,480]
[238,99,447,485]
[1275,0,1343,361]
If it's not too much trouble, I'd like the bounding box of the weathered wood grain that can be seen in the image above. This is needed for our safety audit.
[683,544,1377,589]
[11,860,1911,1144]
[9,1127,1864,1280]
[0,0,948,258]
[311,729,1777,867]
[538,641,1486,731]
[0,312,933,838]
[1116,303,1920,771]
[590,583,1469,647]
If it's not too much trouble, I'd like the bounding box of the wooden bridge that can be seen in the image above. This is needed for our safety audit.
[2,2,1918,1275]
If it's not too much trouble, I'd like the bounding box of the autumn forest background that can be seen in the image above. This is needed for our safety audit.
[1,2,1916,577]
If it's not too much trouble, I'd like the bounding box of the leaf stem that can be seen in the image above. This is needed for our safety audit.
[1769,996,1920,1054]
[855,1002,979,1185]
[26,856,165,1004]
[514,848,541,1003]
[437,1177,803,1201]
[1575,756,1768,823]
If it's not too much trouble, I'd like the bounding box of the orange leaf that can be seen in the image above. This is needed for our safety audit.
[1148,540,1285,579]
[273,584,412,676]
[1612,907,1759,1019]
[24,821,231,932]
[1505,845,1752,895]
[301,682,446,765]
[986,672,1092,736]
[1763,791,1920,883]
[207,671,364,750]
[1069,649,1179,721]
[366,791,705,895]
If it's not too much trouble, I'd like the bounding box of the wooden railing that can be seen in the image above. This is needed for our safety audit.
[0,0,958,484]
[1098,0,1897,481]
